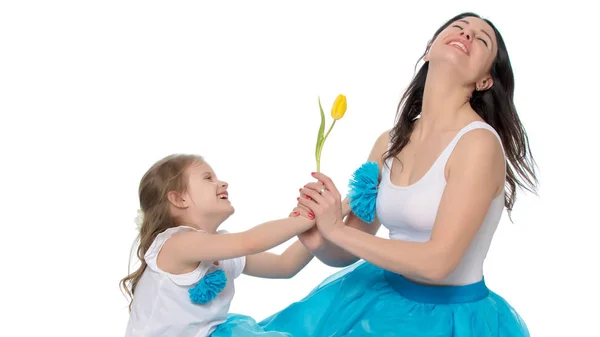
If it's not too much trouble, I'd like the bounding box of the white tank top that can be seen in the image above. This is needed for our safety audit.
[125,226,246,337]
[376,121,505,285]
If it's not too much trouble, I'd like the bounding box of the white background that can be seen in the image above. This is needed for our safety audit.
[1,1,598,336]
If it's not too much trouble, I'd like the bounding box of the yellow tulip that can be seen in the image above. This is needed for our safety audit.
[331,94,347,120]
[315,94,347,172]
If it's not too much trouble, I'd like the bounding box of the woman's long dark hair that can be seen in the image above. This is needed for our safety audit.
[384,12,538,217]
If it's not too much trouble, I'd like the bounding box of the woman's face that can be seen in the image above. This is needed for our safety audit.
[426,16,498,87]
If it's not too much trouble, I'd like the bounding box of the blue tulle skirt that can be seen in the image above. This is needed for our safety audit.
[211,261,529,337]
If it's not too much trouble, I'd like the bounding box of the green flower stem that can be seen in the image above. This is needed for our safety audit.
[316,120,336,172]
[316,149,321,172]
[323,120,336,142]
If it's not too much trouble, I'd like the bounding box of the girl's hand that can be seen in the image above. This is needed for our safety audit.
[298,172,345,239]
[289,200,324,252]
[289,204,314,221]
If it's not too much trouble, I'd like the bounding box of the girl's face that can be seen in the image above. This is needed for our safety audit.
[175,161,234,230]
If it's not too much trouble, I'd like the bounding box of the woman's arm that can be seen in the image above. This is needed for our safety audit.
[296,131,389,267]
[242,240,314,278]
[302,129,505,282]
[161,216,315,267]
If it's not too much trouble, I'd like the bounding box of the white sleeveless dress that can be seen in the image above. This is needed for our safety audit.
[125,226,245,337]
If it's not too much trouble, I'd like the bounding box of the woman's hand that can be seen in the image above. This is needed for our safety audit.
[297,226,326,252]
[341,197,351,217]
[298,172,345,239]
[289,205,325,252]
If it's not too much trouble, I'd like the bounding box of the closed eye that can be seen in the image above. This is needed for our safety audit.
[452,25,489,47]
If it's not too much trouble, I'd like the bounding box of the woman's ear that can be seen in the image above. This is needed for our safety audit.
[476,76,494,91]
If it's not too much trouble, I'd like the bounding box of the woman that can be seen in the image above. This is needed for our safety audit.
[211,11,536,337]
[260,12,536,337]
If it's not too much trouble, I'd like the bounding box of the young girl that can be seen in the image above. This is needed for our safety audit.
[121,154,336,337]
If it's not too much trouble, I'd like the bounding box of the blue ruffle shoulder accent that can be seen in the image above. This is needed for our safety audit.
[189,269,228,304]
[347,161,379,223]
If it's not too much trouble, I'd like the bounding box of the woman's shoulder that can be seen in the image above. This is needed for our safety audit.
[367,129,392,163]
[455,121,504,156]
[376,129,392,143]
[449,122,506,181]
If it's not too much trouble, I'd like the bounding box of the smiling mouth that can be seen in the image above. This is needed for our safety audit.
[217,193,228,200]
[449,41,468,54]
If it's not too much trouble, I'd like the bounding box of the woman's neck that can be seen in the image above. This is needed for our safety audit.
[417,64,474,139]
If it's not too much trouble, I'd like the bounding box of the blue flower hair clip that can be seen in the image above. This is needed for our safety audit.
[189,269,227,305]
[347,161,380,223]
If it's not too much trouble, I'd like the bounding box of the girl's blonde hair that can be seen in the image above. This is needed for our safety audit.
[120,154,204,310]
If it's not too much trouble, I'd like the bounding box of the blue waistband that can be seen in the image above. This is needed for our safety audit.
[383,270,489,304]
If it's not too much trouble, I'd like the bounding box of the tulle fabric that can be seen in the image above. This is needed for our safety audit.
[211,261,529,337]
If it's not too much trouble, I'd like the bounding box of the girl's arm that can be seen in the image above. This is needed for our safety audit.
[161,216,315,267]
[242,240,313,278]
[301,129,506,282]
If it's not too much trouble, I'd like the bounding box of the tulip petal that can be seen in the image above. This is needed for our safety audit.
[331,94,347,120]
